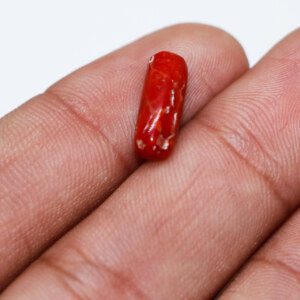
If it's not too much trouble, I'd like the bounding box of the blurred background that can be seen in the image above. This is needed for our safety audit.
[0,0,299,117]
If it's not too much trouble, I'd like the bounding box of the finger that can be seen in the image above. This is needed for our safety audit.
[218,210,300,299]
[3,29,300,299]
[0,23,248,288]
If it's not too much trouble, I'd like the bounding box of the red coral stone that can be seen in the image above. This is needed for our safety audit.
[135,51,188,160]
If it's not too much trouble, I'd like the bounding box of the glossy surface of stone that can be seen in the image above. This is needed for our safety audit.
[135,51,188,160]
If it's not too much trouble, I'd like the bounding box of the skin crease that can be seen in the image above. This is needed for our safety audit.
[1,24,300,299]
[219,210,300,299]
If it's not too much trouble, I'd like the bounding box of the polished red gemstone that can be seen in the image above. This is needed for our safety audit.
[135,51,188,160]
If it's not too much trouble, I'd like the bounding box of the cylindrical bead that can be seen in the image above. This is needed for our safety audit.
[135,51,188,160]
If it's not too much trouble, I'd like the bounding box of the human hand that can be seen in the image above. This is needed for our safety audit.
[1,24,300,299]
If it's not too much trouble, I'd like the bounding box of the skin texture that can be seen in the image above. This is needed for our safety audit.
[1,23,300,299]
[0,24,248,290]
[219,210,300,299]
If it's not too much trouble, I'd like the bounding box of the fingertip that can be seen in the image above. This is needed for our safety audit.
[156,22,249,72]
[265,26,300,60]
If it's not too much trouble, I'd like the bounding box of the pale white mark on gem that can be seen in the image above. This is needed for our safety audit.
[167,134,175,140]
[148,108,163,132]
[161,140,169,150]
[156,134,169,150]
[170,89,175,107]
[165,106,170,114]
[149,56,154,64]
[136,139,146,150]
[153,145,157,151]
[150,136,154,142]
[173,112,178,128]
